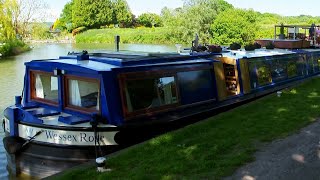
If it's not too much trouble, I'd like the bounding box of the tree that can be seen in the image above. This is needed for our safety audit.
[138,13,163,27]
[31,23,52,39]
[53,19,63,30]
[112,0,133,27]
[161,0,233,44]
[59,0,74,31]
[72,0,113,28]
[0,0,16,41]
[211,8,259,45]
[10,0,48,37]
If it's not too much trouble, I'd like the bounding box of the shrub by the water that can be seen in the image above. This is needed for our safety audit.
[0,40,30,57]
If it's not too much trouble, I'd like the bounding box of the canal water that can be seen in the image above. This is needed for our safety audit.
[0,43,176,179]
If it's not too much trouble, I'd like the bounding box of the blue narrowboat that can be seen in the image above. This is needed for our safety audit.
[2,48,320,178]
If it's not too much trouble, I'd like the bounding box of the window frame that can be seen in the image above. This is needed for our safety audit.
[29,70,59,106]
[119,70,181,119]
[64,75,101,114]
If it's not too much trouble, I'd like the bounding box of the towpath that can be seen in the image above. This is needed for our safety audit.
[225,119,320,180]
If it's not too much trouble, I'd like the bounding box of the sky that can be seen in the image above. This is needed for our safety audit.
[46,0,320,22]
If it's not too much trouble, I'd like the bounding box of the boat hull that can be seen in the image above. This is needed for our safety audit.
[5,136,119,178]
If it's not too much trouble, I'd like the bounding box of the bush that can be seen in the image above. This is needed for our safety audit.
[208,45,222,53]
[229,42,241,50]
[75,27,175,44]
[244,43,256,51]
[72,27,87,36]
[0,39,30,57]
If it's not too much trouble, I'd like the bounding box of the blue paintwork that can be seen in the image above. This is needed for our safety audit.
[4,50,320,138]
[58,116,90,125]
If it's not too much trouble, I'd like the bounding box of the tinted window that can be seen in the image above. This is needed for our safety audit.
[177,69,215,104]
[124,76,178,112]
[271,59,287,82]
[248,59,272,88]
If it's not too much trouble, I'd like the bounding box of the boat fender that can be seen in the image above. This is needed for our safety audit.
[96,157,106,171]
[96,157,111,172]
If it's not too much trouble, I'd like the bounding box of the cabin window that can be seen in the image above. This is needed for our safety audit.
[287,60,298,78]
[177,69,215,104]
[31,71,58,103]
[271,59,287,82]
[65,76,100,111]
[124,76,178,113]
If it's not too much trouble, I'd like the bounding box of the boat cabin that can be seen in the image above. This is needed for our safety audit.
[213,48,320,100]
[8,52,223,128]
[4,49,320,136]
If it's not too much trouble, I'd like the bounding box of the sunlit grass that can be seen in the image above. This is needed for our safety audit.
[75,27,175,44]
[52,78,320,180]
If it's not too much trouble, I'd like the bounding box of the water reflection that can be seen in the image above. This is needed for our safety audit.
[0,43,175,179]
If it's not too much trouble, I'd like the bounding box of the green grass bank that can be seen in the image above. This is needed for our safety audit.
[75,28,177,44]
[51,78,320,180]
[0,40,31,57]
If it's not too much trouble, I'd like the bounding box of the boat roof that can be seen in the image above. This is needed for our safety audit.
[222,48,298,59]
[25,52,219,73]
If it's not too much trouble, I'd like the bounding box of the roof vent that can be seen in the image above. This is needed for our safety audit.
[77,50,89,61]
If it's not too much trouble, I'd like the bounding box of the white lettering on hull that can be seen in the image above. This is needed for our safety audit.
[18,124,118,146]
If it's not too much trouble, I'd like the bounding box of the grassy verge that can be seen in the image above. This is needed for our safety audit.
[75,27,175,44]
[0,39,31,57]
[51,78,320,180]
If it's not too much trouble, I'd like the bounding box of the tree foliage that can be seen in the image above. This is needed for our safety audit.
[31,23,52,39]
[72,0,113,28]
[69,0,133,29]
[211,8,259,45]
[161,0,233,44]
[137,13,163,27]
[9,0,48,37]
[112,0,133,27]
[59,1,73,31]
[59,0,320,46]
[0,0,16,41]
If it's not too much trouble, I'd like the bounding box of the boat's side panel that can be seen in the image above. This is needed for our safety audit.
[213,61,227,101]
[239,59,251,94]
[100,72,124,125]
[215,56,237,65]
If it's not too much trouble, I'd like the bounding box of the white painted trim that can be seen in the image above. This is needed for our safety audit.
[17,124,118,146]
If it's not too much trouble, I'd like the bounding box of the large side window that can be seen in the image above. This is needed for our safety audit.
[122,75,179,115]
[65,76,100,112]
[30,71,58,104]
